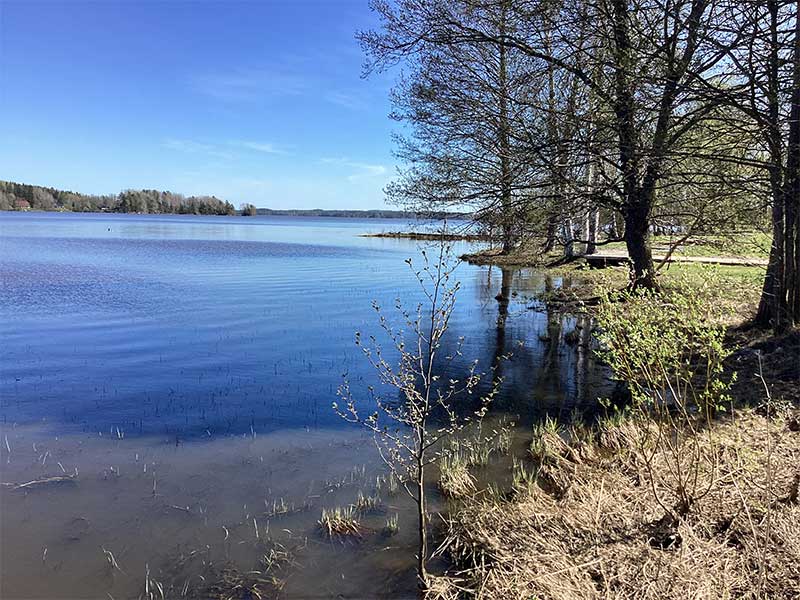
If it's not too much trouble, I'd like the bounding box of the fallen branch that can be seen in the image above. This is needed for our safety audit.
[10,473,78,490]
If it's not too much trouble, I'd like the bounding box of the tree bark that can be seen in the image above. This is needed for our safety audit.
[416,458,429,590]
[786,0,800,323]
[611,0,658,289]
[756,0,790,330]
[563,216,576,258]
[543,214,558,252]
[624,198,658,289]
[587,207,599,254]
[498,1,515,255]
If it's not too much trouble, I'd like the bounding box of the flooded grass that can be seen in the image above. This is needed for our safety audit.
[0,413,560,598]
[318,505,364,540]
[438,452,476,498]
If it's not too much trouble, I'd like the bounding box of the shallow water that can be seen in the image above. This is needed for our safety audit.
[0,212,609,599]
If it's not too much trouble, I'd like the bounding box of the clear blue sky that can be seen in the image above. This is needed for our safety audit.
[0,0,400,209]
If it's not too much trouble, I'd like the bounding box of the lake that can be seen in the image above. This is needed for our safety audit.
[0,212,609,598]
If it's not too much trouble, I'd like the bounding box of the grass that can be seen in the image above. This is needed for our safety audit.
[438,451,476,498]
[533,259,764,327]
[440,409,800,599]
[528,416,563,462]
[660,263,763,324]
[196,546,292,600]
[376,471,400,496]
[494,425,513,455]
[318,505,363,540]
[452,232,797,599]
[383,513,399,537]
[510,457,536,495]
[147,538,300,600]
[438,423,517,499]
[462,231,767,327]
[352,490,381,514]
[601,231,771,260]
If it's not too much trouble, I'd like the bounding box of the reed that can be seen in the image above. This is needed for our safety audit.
[318,506,363,539]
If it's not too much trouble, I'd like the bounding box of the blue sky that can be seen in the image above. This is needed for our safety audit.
[0,0,400,209]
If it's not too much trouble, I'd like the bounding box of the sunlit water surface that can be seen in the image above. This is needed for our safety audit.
[0,212,609,599]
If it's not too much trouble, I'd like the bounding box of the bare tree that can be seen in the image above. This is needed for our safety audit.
[366,1,540,254]
[334,241,498,589]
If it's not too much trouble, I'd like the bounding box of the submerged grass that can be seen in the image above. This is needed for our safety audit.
[383,513,399,537]
[145,538,299,600]
[318,505,363,540]
[438,451,476,499]
[352,490,381,514]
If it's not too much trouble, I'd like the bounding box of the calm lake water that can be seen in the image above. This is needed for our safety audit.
[0,212,609,599]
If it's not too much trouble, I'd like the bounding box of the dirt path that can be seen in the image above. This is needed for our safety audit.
[586,252,768,268]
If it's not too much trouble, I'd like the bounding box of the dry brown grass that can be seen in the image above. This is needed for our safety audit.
[439,411,800,599]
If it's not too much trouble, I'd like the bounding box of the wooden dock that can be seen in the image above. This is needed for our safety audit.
[584,253,768,268]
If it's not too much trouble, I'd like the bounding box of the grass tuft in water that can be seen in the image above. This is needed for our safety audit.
[438,452,476,498]
[353,490,381,514]
[318,506,363,540]
[383,513,399,537]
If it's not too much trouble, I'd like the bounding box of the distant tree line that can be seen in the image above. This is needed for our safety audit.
[0,180,236,216]
[362,0,800,330]
[0,180,472,220]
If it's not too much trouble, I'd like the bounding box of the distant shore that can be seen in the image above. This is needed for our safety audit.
[2,178,472,220]
[1,207,472,220]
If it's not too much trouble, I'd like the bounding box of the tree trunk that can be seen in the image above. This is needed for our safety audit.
[498,3,514,255]
[610,211,621,239]
[786,0,800,324]
[624,199,659,289]
[416,459,429,590]
[756,178,787,329]
[563,217,575,258]
[756,0,789,330]
[543,213,558,252]
[585,153,599,255]
[587,207,599,254]
[581,211,591,255]
[611,0,657,290]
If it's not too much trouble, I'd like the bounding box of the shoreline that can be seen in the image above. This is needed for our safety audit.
[0,208,467,220]
[360,231,492,241]
[437,245,799,599]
